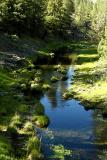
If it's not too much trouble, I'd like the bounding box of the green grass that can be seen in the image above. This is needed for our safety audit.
[64,46,107,110]
[0,135,16,160]
[0,69,15,91]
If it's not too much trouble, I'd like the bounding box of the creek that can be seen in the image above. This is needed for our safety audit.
[37,53,107,160]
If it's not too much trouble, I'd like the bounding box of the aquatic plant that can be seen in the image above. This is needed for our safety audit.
[50,145,72,160]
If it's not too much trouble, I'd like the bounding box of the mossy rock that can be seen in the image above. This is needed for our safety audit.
[42,84,51,90]
[30,83,42,93]
[23,121,34,132]
[32,115,49,128]
[51,76,59,83]
[34,77,42,83]
[63,91,73,99]
[10,114,22,128]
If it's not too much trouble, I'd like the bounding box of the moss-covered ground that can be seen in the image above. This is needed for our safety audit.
[0,34,74,159]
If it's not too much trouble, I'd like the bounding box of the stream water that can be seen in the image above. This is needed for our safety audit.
[38,60,107,159]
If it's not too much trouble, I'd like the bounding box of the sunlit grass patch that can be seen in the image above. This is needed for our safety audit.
[71,80,107,103]
[75,61,97,71]
[64,44,107,111]
[78,54,98,58]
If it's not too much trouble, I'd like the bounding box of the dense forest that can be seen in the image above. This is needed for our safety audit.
[0,0,107,160]
[0,0,106,39]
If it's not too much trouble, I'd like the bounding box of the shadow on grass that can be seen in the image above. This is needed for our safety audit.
[77,56,99,64]
[74,72,100,85]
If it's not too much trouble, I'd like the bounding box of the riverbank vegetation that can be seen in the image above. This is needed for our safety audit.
[63,0,107,117]
[0,0,107,159]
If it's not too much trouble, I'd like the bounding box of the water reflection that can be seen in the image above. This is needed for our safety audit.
[40,60,107,159]
[93,110,107,145]
[40,65,95,159]
[34,53,78,65]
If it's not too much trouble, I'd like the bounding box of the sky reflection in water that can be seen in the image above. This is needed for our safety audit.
[40,65,107,160]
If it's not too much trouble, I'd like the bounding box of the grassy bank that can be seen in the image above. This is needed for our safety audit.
[0,34,74,159]
[2,35,107,159]
[63,44,107,115]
